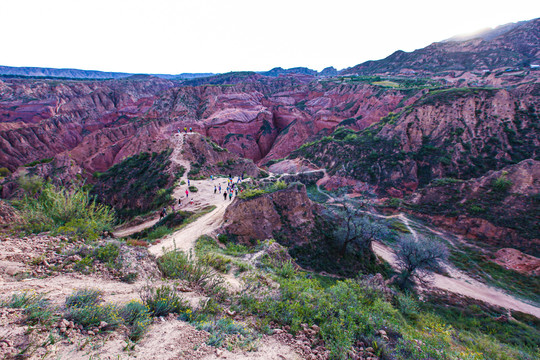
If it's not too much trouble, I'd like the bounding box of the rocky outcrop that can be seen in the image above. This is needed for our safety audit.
[180,133,260,178]
[409,159,540,255]
[0,200,19,228]
[294,83,539,194]
[221,183,320,245]
[343,18,540,75]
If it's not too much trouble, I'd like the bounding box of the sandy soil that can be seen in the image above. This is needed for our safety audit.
[314,181,540,318]
[114,217,160,238]
[0,133,302,360]
[373,240,540,317]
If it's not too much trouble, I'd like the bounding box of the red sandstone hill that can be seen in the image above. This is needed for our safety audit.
[343,18,540,75]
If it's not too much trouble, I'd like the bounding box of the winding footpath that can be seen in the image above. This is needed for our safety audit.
[315,175,540,317]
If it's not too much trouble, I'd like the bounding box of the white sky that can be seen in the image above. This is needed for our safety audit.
[0,0,539,74]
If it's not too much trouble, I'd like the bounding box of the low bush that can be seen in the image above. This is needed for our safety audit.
[196,318,256,349]
[189,186,198,192]
[2,291,57,326]
[273,260,297,279]
[130,211,194,241]
[13,179,115,237]
[200,253,232,273]
[158,249,218,288]
[65,289,121,329]
[65,288,102,308]
[65,303,122,330]
[492,174,512,192]
[119,300,152,341]
[140,284,189,317]
[238,180,289,200]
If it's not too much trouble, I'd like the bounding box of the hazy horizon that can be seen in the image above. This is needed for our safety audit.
[1,0,539,75]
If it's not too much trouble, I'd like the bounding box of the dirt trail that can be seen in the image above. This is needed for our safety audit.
[316,178,540,317]
[148,201,229,256]
[114,217,160,238]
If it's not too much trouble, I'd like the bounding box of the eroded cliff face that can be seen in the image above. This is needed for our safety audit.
[221,183,320,245]
[409,159,540,255]
[294,83,539,194]
[0,76,422,175]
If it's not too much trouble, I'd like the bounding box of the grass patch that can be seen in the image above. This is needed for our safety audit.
[91,150,176,220]
[306,184,330,203]
[450,245,540,303]
[64,289,122,330]
[119,300,152,341]
[158,249,221,289]
[140,284,189,317]
[2,291,57,326]
[12,179,115,239]
[238,180,287,200]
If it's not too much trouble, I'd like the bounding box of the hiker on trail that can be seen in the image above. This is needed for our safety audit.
[210,175,213,181]
[184,127,187,133]
[241,173,244,180]
[214,185,217,194]
[223,191,227,200]
[187,179,190,186]
[171,204,175,212]
[178,198,182,205]
[189,127,192,132]
[235,189,238,196]
[185,189,189,198]
[160,207,167,220]
[219,184,221,193]
[229,191,233,200]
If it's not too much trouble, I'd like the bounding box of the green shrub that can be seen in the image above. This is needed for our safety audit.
[146,226,172,241]
[274,260,297,279]
[140,284,189,317]
[188,185,198,192]
[492,174,512,192]
[14,180,115,236]
[223,242,254,256]
[65,289,120,330]
[2,291,57,326]
[24,157,53,167]
[119,300,152,341]
[385,197,402,208]
[65,303,121,330]
[130,211,194,241]
[158,250,217,287]
[273,180,287,190]
[196,318,255,349]
[200,253,232,273]
[120,272,139,284]
[195,235,220,255]
[396,293,420,318]
[0,167,11,177]
[238,188,266,199]
[65,289,102,308]
[56,218,101,241]
[73,256,94,274]
[95,243,120,263]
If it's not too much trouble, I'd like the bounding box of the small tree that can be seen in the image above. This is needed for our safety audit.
[325,197,390,255]
[395,235,448,290]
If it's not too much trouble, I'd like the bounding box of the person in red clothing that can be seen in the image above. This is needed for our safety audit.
[185,189,189,198]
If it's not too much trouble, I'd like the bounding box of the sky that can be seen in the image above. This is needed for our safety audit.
[1,0,539,74]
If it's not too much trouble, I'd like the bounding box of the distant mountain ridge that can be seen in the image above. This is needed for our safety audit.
[0,65,213,80]
[342,17,540,75]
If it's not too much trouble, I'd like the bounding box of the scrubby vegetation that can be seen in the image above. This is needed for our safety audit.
[237,180,287,199]
[12,176,115,238]
[91,150,178,219]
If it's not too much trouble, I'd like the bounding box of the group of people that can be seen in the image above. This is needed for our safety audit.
[178,127,193,134]
[161,173,245,221]
[215,175,244,201]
